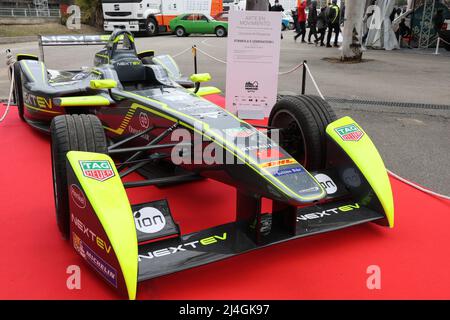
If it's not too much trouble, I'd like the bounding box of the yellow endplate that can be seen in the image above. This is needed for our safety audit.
[326,116,394,227]
[67,151,138,299]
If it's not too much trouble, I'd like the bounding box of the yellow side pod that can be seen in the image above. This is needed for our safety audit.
[326,117,394,228]
[67,151,138,299]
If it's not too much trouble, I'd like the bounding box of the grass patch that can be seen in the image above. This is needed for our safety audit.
[0,23,102,37]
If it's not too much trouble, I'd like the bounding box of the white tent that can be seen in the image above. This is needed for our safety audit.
[365,0,400,50]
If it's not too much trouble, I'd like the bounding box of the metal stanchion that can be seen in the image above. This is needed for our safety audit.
[192,45,198,74]
[301,60,307,95]
[435,37,441,55]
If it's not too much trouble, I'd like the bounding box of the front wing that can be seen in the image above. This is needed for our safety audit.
[64,117,393,299]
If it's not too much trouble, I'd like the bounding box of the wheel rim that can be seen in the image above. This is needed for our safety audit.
[148,21,156,33]
[271,110,307,167]
[176,28,184,36]
[217,28,224,36]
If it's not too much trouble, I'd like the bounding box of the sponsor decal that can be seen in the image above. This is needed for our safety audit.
[243,143,277,151]
[138,233,227,261]
[139,112,150,129]
[134,207,166,234]
[273,167,304,177]
[260,158,297,169]
[71,214,112,254]
[73,233,117,288]
[70,184,86,209]
[79,160,115,182]
[255,148,284,160]
[335,124,364,141]
[223,127,255,138]
[314,174,337,195]
[297,203,360,221]
[24,93,53,110]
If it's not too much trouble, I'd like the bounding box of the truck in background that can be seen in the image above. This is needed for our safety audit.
[102,0,223,36]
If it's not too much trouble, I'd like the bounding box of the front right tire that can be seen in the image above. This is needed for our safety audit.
[269,95,336,170]
[50,114,107,239]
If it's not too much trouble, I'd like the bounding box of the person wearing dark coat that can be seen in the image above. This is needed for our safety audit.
[316,5,327,46]
[307,0,319,44]
[326,0,341,47]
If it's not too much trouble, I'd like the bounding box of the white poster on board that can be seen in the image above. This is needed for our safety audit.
[225,10,281,119]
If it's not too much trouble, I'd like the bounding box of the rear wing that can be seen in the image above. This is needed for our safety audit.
[38,34,118,62]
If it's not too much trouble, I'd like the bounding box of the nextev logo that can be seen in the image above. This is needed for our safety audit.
[297,203,360,221]
[138,233,227,261]
[335,124,364,141]
[79,160,115,182]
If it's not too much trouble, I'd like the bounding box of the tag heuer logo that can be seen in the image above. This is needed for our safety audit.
[335,124,364,141]
[79,160,115,182]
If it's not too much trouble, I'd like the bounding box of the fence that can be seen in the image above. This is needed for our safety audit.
[0,8,60,17]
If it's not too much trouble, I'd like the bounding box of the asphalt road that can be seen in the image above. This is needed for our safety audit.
[0,32,449,195]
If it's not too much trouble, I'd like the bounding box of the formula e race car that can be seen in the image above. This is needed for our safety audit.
[11,30,394,299]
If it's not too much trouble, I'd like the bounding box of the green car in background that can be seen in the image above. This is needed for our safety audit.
[169,13,228,37]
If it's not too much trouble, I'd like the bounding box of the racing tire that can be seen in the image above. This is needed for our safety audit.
[175,26,186,37]
[268,95,336,170]
[145,17,158,36]
[215,26,227,37]
[50,114,107,239]
[13,63,25,122]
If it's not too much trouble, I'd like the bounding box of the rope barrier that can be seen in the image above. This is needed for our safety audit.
[0,50,15,123]
[304,63,325,100]
[171,46,192,59]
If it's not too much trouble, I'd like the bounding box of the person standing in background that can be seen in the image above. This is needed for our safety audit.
[316,5,328,47]
[270,0,285,39]
[307,0,319,44]
[326,0,341,47]
[294,0,307,43]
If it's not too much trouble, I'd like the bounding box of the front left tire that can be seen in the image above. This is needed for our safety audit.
[51,114,107,239]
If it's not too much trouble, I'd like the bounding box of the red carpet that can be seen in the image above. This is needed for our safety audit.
[0,97,449,300]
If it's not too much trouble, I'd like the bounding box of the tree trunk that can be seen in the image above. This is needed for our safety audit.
[245,0,269,11]
[341,0,366,62]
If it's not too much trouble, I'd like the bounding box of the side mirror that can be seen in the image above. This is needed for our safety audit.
[190,73,211,83]
[90,79,117,90]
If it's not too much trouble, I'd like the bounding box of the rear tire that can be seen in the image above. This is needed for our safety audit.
[50,114,107,239]
[269,95,336,170]
[175,26,186,37]
[145,17,158,36]
[215,26,227,37]
[13,63,25,122]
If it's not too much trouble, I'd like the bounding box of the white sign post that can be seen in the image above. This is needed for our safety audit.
[225,10,281,119]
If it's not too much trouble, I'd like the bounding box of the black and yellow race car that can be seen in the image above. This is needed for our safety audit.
[11,30,394,299]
